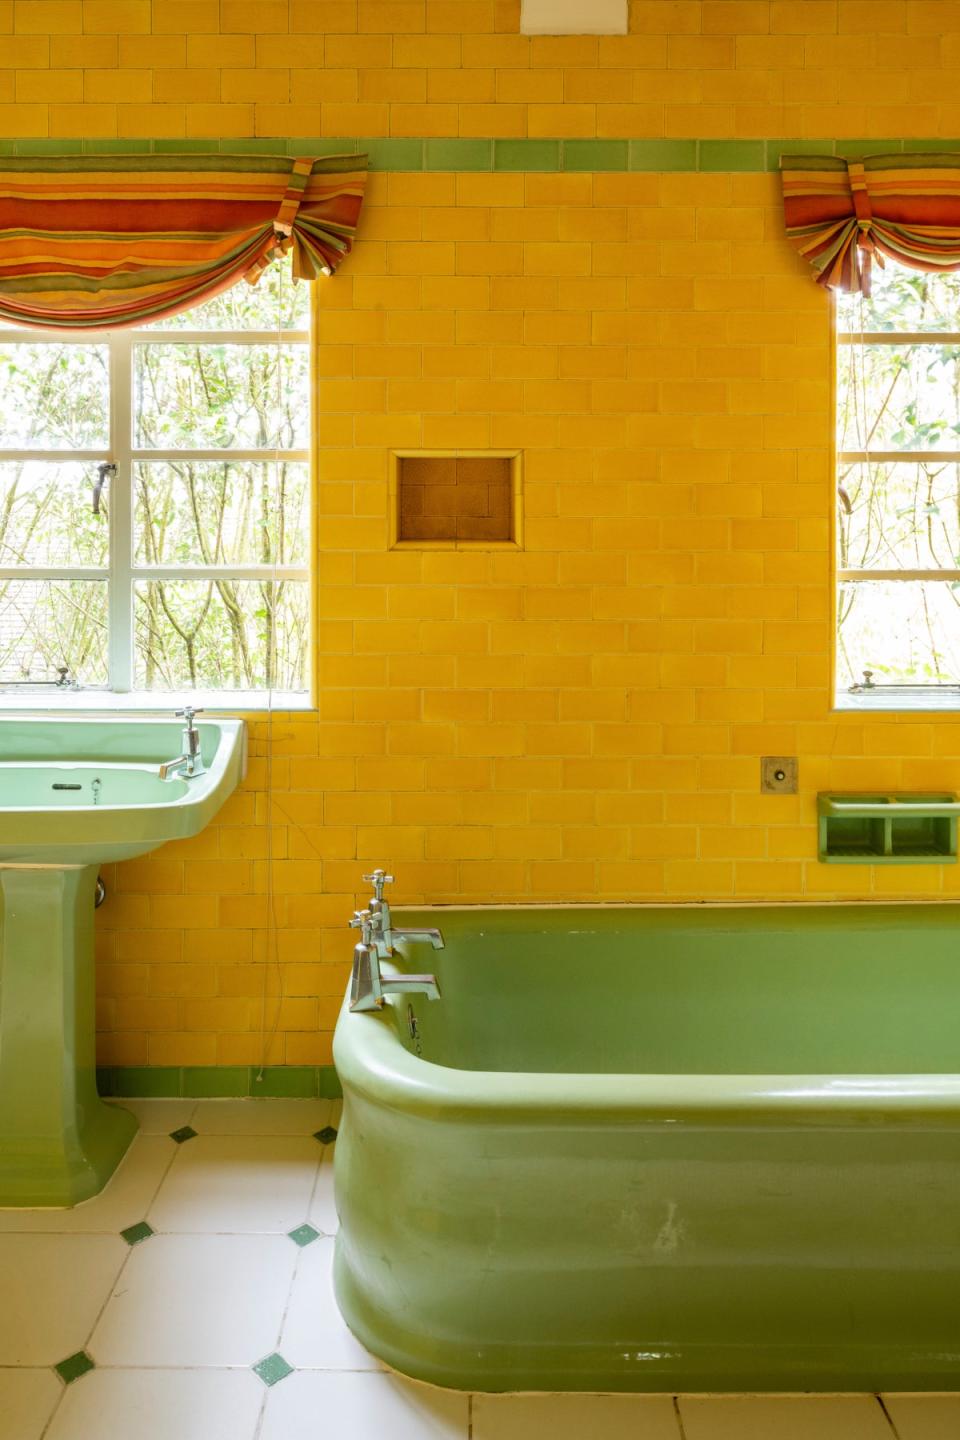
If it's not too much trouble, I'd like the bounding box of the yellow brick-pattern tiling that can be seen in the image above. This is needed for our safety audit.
[80,165,960,1065]
[10,0,960,136]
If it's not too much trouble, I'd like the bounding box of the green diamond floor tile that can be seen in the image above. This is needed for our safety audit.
[253,1352,294,1387]
[169,1125,198,1144]
[314,1126,338,1145]
[55,1351,95,1385]
[287,1223,321,1248]
[120,1220,155,1247]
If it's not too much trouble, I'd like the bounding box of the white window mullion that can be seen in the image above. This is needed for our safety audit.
[131,449,309,463]
[839,569,960,582]
[127,329,307,346]
[130,566,308,581]
[109,332,134,693]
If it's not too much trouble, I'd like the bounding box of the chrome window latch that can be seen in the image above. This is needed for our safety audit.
[93,462,116,516]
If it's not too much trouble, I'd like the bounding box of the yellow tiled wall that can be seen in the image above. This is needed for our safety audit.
[3,0,960,141]
[5,0,960,1066]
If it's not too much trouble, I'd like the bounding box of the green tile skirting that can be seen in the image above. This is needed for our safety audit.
[0,135,944,172]
[97,1064,342,1100]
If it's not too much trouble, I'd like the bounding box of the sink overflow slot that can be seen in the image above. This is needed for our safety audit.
[52,783,81,791]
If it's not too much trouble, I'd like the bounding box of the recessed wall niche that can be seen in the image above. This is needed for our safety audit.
[391,451,522,549]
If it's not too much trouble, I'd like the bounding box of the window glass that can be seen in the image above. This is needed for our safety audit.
[133,461,309,568]
[133,578,309,691]
[0,255,310,697]
[0,462,110,567]
[835,260,960,703]
[0,343,108,449]
[0,579,108,686]
[134,343,310,450]
[838,579,960,688]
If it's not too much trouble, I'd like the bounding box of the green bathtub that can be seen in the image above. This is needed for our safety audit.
[332,903,960,1392]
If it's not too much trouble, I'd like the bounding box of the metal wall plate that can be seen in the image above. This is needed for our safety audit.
[761,756,798,794]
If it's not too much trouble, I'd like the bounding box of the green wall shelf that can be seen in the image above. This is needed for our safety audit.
[818,793,960,864]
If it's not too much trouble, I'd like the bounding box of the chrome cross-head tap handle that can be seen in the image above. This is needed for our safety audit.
[159,706,206,781]
[362,870,395,956]
[348,905,440,1013]
[349,908,382,944]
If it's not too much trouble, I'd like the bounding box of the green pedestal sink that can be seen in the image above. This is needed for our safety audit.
[0,715,246,1207]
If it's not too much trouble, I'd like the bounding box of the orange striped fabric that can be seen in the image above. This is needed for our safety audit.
[0,152,367,329]
[781,153,960,295]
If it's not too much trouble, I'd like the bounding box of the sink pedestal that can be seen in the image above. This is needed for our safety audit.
[0,864,136,1207]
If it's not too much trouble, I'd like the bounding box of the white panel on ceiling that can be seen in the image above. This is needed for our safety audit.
[520,0,629,34]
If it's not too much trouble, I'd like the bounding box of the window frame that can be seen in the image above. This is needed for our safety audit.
[834,295,960,711]
[0,312,312,705]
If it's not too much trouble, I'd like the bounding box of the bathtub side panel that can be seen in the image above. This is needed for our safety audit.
[333,1087,960,1391]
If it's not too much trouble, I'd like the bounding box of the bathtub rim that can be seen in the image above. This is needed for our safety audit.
[334,995,960,1129]
[334,900,960,1128]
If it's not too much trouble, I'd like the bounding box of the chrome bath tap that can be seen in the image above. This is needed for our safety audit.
[158,706,207,781]
[363,868,445,957]
[348,870,444,1013]
[349,909,442,1013]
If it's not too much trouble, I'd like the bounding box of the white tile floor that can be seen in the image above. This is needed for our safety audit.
[0,1098,958,1439]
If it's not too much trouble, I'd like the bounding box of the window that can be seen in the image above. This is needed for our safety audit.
[836,261,960,707]
[0,258,311,702]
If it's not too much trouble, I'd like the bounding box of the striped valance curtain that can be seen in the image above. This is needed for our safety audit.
[781,153,960,296]
[0,152,367,330]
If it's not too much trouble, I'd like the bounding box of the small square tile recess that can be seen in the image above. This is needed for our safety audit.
[314,1126,338,1145]
[287,1224,321,1248]
[169,1125,198,1144]
[397,454,515,544]
[120,1221,154,1247]
[55,1351,95,1385]
[253,1353,294,1387]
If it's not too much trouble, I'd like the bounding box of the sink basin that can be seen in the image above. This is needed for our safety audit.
[0,716,245,863]
[0,715,246,1206]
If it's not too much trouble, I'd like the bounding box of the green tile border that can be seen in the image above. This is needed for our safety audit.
[425,137,493,171]
[182,1065,250,1098]
[495,138,559,171]
[6,135,953,173]
[699,139,765,173]
[901,138,960,153]
[628,139,697,171]
[562,139,629,171]
[253,1065,320,1098]
[362,137,423,170]
[834,138,905,160]
[98,1064,343,1100]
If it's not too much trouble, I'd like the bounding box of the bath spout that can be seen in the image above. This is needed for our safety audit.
[349,907,441,1013]
[392,927,445,949]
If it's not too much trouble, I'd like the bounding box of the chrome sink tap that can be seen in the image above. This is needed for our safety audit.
[158,706,207,781]
[363,868,445,957]
[348,908,441,1013]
